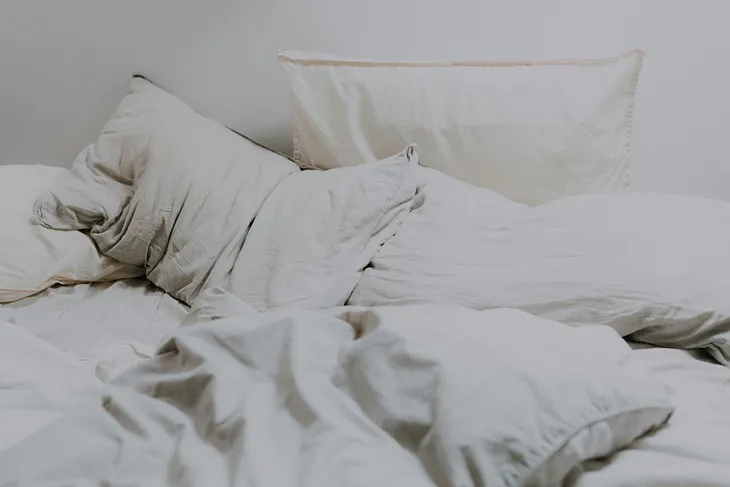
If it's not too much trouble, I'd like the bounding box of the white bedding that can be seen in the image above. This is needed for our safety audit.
[1,298,728,487]
[278,49,642,206]
[350,167,730,364]
[2,53,727,486]
[0,278,187,376]
[569,344,730,487]
[0,285,728,486]
[33,78,419,311]
[0,279,187,452]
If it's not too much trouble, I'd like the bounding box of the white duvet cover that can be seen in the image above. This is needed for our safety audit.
[0,321,102,453]
[0,278,187,381]
[570,345,730,487]
[0,297,698,487]
[0,296,728,486]
[351,167,730,364]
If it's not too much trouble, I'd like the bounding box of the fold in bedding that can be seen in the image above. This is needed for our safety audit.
[0,298,673,487]
[0,278,187,363]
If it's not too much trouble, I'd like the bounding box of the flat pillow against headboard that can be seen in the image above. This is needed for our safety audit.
[278,49,644,206]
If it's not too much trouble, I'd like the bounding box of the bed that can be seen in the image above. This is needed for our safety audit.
[2,49,730,486]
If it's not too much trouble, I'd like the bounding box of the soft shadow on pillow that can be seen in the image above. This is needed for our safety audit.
[349,167,730,365]
[227,145,419,310]
[0,165,140,303]
[33,77,299,304]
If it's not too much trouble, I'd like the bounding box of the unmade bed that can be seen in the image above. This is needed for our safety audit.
[2,48,730,486]
[1,294,730,487]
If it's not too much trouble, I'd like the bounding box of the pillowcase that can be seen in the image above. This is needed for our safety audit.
[340,304,672,487]
[226,146,418,310]
[278,49,644,206]
[349,167,730,365]
[0,165,140,303]
[33,77,299,304]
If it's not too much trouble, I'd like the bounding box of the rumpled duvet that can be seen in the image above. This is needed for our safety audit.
[0,296,673,487]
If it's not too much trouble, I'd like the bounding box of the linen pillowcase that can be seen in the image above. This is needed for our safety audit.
[0,165,140,303]
[33,77,299,304]
[340,304,672,487]
[227,145,419,310]
[278,49,644,206]
[349,167,730,365]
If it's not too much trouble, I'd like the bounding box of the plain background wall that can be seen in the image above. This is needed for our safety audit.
[1,0,729,199]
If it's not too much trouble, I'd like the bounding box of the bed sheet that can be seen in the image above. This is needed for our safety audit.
[1,286,730,485]
[0,321,103,453]
[0,278,188,376]
[570,343,730,487]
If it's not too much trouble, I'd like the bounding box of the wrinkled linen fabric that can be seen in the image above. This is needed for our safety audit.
[227,146,418,310]
[350,167,730,365]
[0,277,186,362]
[0,303,671,487]
[32,77,419,309]
[0,165,139,303]
[33,77,298,304]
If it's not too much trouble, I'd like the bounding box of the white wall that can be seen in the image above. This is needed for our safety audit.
[2,0,730,199]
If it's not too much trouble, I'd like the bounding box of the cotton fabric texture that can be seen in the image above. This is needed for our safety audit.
[278,49,643,205]
[34,77,419,308]
[350,167,730,365]
[0,165,139,303]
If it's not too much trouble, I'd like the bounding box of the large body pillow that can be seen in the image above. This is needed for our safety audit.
[33,77,299,304]
[0,165,139,303]
[349,168,730,365]
[278,49,643,205]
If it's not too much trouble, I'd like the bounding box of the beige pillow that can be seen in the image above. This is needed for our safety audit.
[33,77,299,304]
[278,49,644,206]
[0,165,140,303]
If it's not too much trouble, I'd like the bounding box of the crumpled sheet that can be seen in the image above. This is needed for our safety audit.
[567,345,730,487]
[0,310,434,487]
[0,296,679,487]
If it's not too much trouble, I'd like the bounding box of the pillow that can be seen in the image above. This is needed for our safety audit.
[340,305,672,487]
[349,167,730,365]
[226,146,418,310]
[278,49,644,206]
[0,165,140,303]
[33,77,299,304]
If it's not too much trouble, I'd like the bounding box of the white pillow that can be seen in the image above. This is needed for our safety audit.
[340,305,672,487]
[227,146,418,310]
[0,165,140,303]
[278,49,644,206]
[33,77,299,304]
[349,168,730,365]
